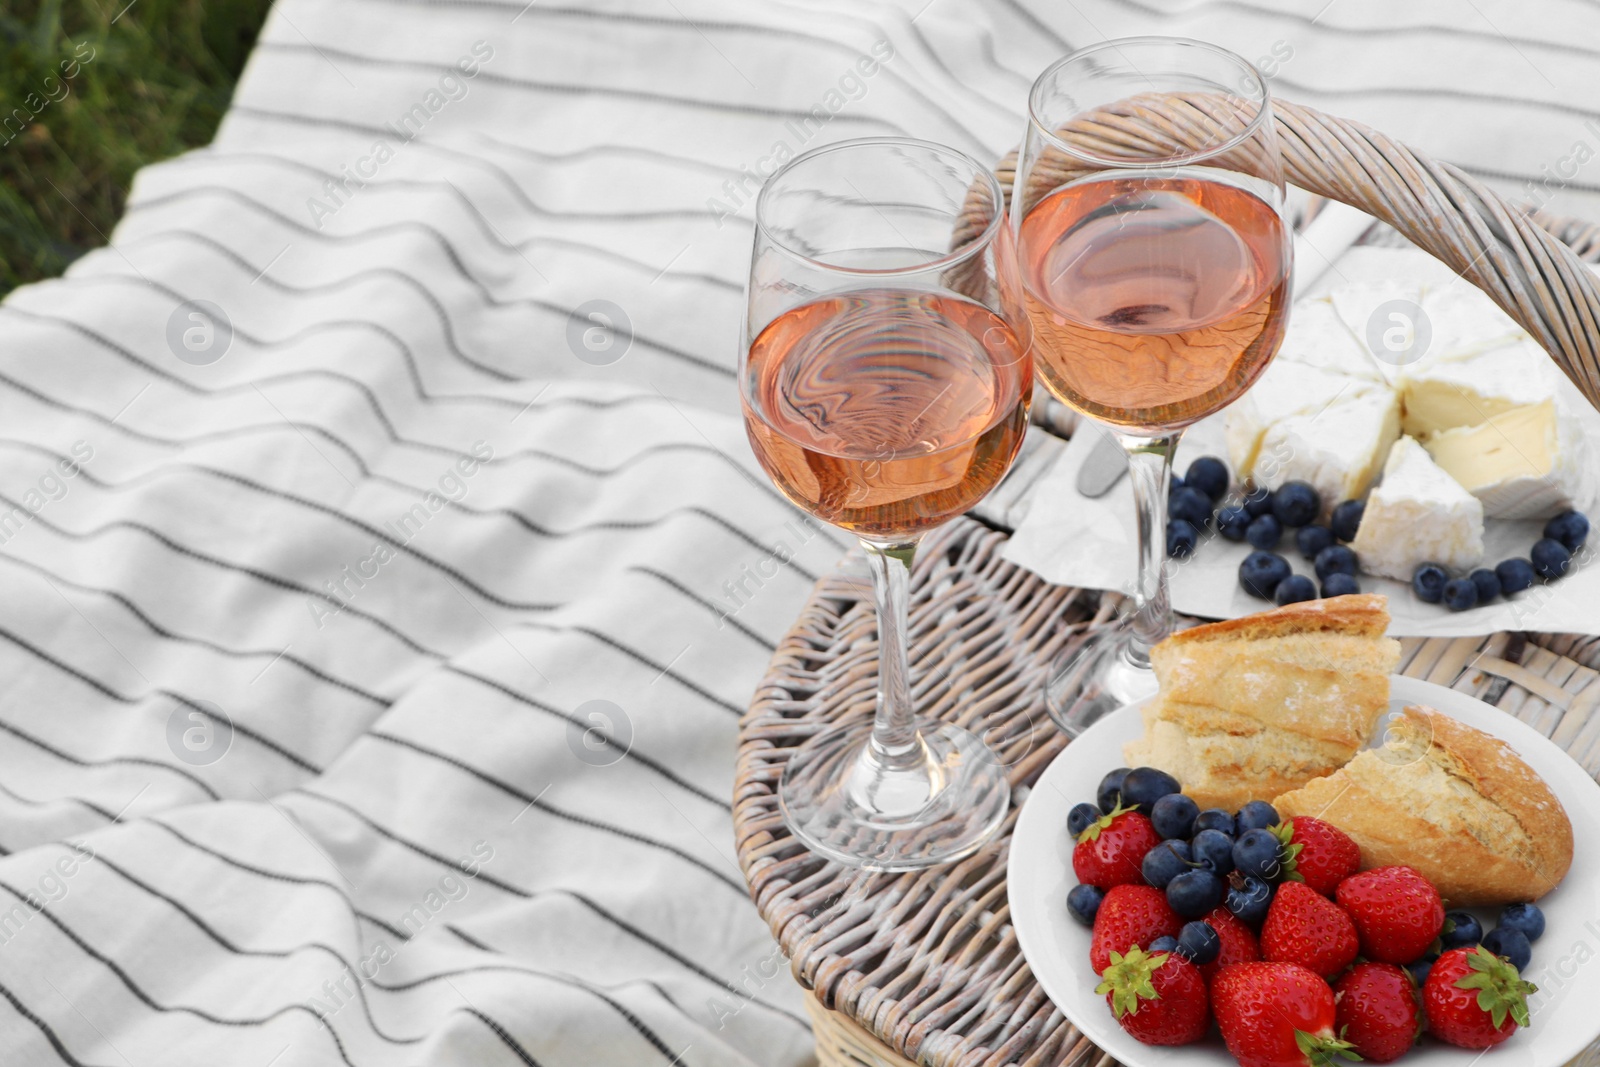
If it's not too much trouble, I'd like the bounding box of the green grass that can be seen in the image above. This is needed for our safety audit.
[1,0,273,296]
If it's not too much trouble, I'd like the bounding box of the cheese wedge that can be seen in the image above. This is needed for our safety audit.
[1252,389,1401,509]
[1423,400,1595,520]
[1351,437,1484,579]
[1399,337,1557,438]
[1224,361,1381,478]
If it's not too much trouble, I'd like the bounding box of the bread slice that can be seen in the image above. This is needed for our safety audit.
[1123,595,1401,810]
[1274,705,1573,906]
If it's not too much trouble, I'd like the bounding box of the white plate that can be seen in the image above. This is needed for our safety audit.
[1009,676,1600,1067]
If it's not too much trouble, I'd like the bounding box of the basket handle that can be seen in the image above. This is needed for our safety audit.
[995,96,1600,414]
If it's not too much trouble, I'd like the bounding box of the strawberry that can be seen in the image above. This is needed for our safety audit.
[1336,865,1444,965]
[1073,802,1161,889]
[1261,880,1358,979]
[1334,962,1422,1062]
[1097,945,1210,1045]
[1274,817,1359,896]
[1423,946,1536,1049]
[1091,884,1184,973]
[1213,961,1359,1067]
[1200,906,1261,983]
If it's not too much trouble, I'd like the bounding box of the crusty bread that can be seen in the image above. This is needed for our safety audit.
[1123,595,1401,810]
[1274,705,1573,906]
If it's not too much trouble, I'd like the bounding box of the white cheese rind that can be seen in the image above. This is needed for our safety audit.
[1252,389,1401,509]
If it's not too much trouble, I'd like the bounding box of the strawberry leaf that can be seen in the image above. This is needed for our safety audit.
[1077,799,1135,844]
[1455,947,1537,1032]
[1294,1028,1362,1065]
[1273,822,1305,882]
[1095,946,1163,1018]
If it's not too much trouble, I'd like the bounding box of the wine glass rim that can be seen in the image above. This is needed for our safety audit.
[1027,36,1273,169]
[753,135,1006,278]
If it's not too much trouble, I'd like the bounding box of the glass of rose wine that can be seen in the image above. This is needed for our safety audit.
[741,137,1032,869]
[1013,38,1292,734]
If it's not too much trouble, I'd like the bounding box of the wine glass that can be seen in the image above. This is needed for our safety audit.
[741,137,1032,870]
[1012,38,1292,734]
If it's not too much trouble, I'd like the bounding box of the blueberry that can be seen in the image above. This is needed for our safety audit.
[1321,573,1361,598]
[1236,800,1279,832]
[1217,505,1252,542]
[1314,545,1358,581]
[1149,935,1180,955]
[1499,903,1545,943]
[1150,793,1199,840]
[1232,827,1283,882]
[1274,574,1317,605]
[1545,510,1590,552]
[1413,563,1449,603]
[1246,514,1283,550]
[1405,956,1435,986]
[1226,876,1273,926]
[1067,883,1104,926]
[1243,487,1275,517]
[1440,911,1483,951]
[1168,475,1186,500]
[1482,927,1532,971]
[1496,558,1537,594]
[1167,519,1199,559]
[1170,486,1215,529]
[1194,808,1237,836]
[1240,551,1292,599]
[1272,481,1320,527]
[1167,869,1226,919]
[1442,577,1479,612]
[1121,767,1182,814]
[1295,525,1335,561]
[1469,568,1502,604]
[1141,840,1193,890]
[1097,768,1131,814]
[1190,828,1235,876]
[1068,802,1101,839]
[1177,920,1222,965]
[1330,499,1365,543]
[1532,538,1572,581]
[1186,456,1230,502]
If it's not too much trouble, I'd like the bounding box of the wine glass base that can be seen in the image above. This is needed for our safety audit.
[778,720,1010,871]
[1045,625,1160,737]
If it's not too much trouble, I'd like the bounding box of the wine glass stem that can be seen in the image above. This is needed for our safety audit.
[1116,431,1179,668]
[862,538,923,771]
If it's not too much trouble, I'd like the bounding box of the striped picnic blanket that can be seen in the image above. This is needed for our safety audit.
[1,0,1596,1063]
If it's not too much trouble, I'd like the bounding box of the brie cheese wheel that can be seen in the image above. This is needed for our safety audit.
[1277,296,1390,383]
[1352,437,1485,579]
[1418,281,1525,360]
[1422,400,1595,520]
[1252,389,1401,508]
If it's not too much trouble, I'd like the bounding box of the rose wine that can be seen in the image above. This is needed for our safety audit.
[743,289,1031,540]
[1018,176,1289,432]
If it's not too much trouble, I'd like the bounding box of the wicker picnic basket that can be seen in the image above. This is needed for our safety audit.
[733,97,1600,1067]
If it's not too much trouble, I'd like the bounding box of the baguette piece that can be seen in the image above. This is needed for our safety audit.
[1123,595,1401,810]
[1274,705,1573,906]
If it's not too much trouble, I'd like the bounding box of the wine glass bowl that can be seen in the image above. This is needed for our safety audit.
[741,138,1031,869]
[1012,38,1293,734]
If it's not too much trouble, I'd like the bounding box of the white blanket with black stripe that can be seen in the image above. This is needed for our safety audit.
[1,1,1595,1063]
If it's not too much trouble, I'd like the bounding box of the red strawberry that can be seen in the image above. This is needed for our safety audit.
[1336,865,1444,965]
[1334,962,1422,1062]
[1261,881,1359,978]
[1090,885,1184,973]
[1073,803,1161,889]
[1200,906,1261,983]
[1097,945,1210,1045]
[1275,817,1359,896]
[1213,961,1359,1067]
[1423,946,1536,1049]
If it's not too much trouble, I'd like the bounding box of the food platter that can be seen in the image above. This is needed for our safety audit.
[1009,676,1600,1067]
